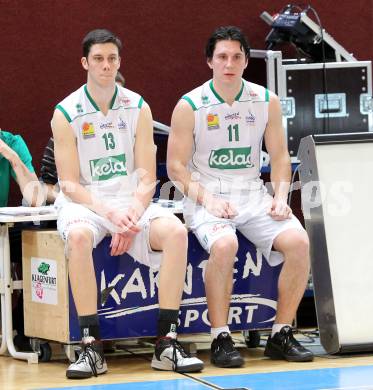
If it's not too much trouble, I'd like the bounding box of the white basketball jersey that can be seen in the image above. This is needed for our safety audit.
[56,84,144,207]
[183,79,269,193]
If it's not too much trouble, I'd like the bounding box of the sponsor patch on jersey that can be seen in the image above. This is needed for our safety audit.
[119,97,131,106]
[249,91,258,98]
[208,147,254,169]
[202,95,210,105]
[245,112,256,125]
[99,122,115,130]
[118,117,127,131]
[82,122,95,139]
[207,113,220,130]
[76,103,83,114]
[225,112,241,121]
[90,153,127,181]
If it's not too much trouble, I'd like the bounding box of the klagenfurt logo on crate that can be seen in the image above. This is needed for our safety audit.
[30,257,58,305]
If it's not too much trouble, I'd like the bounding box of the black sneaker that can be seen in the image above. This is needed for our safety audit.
[264,326,314,362]
[210,332,244,368]
[151,337,204,373]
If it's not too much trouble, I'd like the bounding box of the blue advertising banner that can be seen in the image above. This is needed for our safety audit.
[69,232,281,341]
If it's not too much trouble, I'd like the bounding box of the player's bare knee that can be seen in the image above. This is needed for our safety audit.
[282,231,310,268]
[210,235,238,263]
[293,232,310,259]
[169,220,188,240]
[66,228,93,253]
[165,220,188,245]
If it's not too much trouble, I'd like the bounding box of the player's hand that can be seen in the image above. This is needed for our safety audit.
[204,195,238,219]
[268,198,292,221]
[106,207,141,234]
[110,231,135,256]
[0,137,17,162]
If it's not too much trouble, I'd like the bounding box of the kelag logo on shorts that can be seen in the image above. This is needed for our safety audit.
[90,154,127,181]
[208,147,254,169]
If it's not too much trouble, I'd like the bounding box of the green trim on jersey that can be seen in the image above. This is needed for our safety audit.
[109,85,118,109]
[138,96,144,108]
[235,82,244,101]
[84,85,119,112]
[84,85,100,111]
[265,88,269,102]
[182,96,197,111]
[209,81,224,103]
[56,104,72,123]
[209,80,244,103]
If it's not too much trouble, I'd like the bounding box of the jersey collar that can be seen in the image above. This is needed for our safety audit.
[209,80,244,103]
[84,84,118,111]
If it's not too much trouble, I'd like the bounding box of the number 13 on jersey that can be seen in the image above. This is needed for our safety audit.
[102,132,116,150]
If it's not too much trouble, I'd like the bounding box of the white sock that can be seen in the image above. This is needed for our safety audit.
[271,324,291,337]
[166,331,177,339]
[82,336,95,344]
[211,326,230,340]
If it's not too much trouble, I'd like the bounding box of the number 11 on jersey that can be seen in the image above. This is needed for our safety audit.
[228,124,239,142]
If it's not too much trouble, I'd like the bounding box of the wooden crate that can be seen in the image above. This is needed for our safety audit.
[22,230,69,343]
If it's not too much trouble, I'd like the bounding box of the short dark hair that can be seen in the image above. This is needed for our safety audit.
[82,29,122,58]
[205,26,250,60]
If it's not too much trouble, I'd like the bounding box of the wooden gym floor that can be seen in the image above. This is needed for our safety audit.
[2,331,373,390]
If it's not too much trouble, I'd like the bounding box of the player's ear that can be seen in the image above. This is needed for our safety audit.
[81,57,88,71]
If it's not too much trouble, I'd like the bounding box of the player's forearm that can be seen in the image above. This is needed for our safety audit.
[21,180,45,207]
[168,162,211,206]
[59,180,113,217]
[132,178,156,217]
[44,183,59,204]
[270,156,291,201]
[188,176,214,206]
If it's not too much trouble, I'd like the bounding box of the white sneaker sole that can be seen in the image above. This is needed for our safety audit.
[66,363,108,379]
[151,358,204,373]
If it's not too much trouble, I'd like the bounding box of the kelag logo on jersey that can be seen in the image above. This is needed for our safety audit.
[209,147,254,169]
[90,154,127,181]
[207,113,219,130]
